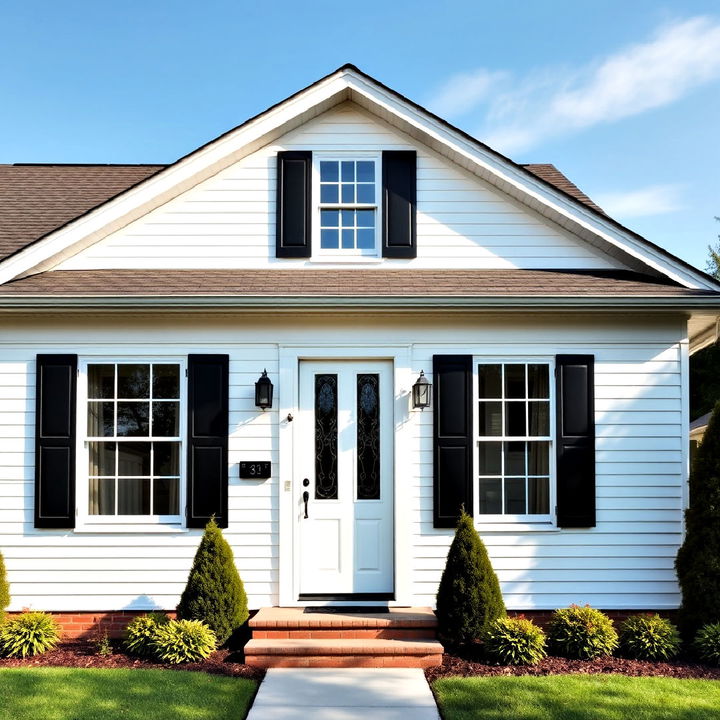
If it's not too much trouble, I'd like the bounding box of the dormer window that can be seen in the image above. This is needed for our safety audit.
[316,156,380,256]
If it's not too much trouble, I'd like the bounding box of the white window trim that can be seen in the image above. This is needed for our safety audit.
[75,356,187,533]
[311,152,382,260]
[472,356,558,532]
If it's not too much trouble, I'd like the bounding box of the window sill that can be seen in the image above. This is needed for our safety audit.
[474,521,559,533]
[74,523,188,534]
[307,256,384,264]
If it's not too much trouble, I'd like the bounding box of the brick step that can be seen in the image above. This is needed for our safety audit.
[244,638,444,668]
[249,606,437,634]
[252,628,432,640]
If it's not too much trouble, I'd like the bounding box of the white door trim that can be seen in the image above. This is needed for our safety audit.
[278,345,413,606]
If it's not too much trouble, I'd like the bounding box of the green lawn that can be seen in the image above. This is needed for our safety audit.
[433,675,720,720]
[0,668,258,720]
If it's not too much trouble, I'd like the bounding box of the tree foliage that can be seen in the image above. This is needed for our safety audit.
[0,551,9,623]
[436,510,506,647]
[676,401,720,639]
[704,217,720,280]
[176,519,248,645]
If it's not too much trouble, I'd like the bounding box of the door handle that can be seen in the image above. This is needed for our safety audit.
[302,490,309,519]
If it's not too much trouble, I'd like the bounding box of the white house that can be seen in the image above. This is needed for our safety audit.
[1,65,719,631]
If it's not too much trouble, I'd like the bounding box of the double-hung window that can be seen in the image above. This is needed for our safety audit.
[82,361,184,524]
[316,156,379,256]
[476,362,553,520]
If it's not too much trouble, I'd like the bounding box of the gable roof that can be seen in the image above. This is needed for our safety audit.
[0,64,717,292]
[0,162,600,264]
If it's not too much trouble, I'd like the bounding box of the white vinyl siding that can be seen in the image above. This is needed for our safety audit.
[55,104,622,272]
[0,312,686,612]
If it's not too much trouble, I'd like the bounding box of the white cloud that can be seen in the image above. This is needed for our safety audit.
[427,69,507,118]
[428,16,720,153]
[594,184,685,218]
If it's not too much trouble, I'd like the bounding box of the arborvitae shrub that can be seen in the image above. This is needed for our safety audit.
[676,401,720,639]
[151,619,216,664]
[482,616,547,666]
[618,614,681,661]
[176,518,248,645]
[124,612,170,658]
[0,551,9,624]
[694,622,720,666]
[547,605,618,659]
[0,611,60,658]
[436,510,506,647]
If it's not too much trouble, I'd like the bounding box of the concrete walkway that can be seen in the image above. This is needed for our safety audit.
[246,667,440,719]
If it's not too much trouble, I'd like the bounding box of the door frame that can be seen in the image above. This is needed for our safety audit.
[278,345,413,607]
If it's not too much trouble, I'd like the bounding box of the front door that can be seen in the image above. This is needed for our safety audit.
[297,361,394,596]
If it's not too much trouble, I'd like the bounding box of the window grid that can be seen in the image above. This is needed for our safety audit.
[318,158,378,253]
[477,363,552,517]
[87,363,181,517]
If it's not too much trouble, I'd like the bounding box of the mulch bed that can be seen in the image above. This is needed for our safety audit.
[0,642,264,680]
[426,647,720,683]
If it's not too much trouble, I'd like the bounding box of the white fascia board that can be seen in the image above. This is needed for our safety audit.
[0,73,352,285]
[343,71,715,291]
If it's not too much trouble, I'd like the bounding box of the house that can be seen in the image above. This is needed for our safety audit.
[1,65,719,637]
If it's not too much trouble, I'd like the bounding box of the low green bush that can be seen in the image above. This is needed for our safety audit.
[547,605,618,660]
[0,550,9,624]
[124,612,170,658]
[618,614,681,661]
[482,616,547,666]
[151,619,216,664]
[0,611,60,658]
[694,622,720,666]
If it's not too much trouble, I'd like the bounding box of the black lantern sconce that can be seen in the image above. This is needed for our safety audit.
[255,369,274,410]
[412,370,431,410]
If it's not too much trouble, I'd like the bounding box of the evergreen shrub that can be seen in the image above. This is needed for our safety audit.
[176,518,248,646]
[547,605,618,659]
[436,510,506,647]
[694,623,720,666]
[151,619,216,664]
[676,401,720,639]
[618,614,681,661]
[124,611,170,657]
[0,550,8,624]
[482,616,547,666]
[0,611,60,658]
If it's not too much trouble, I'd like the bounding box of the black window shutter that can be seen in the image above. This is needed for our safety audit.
[382,150,416,258]
[187,355,229,528]
[35,354,77,529]
[276,151,312,258]
[433,355,473,528]
[555,355,596,528]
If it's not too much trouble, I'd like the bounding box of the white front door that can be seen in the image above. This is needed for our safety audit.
[297,360,394,596]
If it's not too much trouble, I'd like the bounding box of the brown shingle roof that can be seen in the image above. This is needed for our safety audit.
[0,164,164,261]
[523,164,605,214]
[0,163,602,263]
[0,269,707,299]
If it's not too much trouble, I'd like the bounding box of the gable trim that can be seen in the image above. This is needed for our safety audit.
[0,64,715,292]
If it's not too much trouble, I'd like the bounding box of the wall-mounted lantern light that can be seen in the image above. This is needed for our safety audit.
[255,369,274,410]
[412,370,431,410]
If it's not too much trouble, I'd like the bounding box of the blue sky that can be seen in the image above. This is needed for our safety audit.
[1,0,718,270]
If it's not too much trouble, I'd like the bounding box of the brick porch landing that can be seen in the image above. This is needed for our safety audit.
[245,607,443,668]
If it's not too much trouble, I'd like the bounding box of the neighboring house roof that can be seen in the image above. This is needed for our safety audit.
[690,411,712,433]
[0,164,164,261]
[0,64,717,291]
[0,161,600,263]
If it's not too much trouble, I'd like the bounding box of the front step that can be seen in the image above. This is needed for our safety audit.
[246,607,443,668]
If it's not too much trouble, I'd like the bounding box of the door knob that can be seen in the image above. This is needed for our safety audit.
[302,490,309,519]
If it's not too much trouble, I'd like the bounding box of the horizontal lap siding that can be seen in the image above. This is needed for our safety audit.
[0,344,280,611]
[0,315,686,611]
[57,105,619,271]
[410,330,686,610]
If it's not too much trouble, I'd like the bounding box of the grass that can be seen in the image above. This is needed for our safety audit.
[0,667,258,720]
[433,675,720,720]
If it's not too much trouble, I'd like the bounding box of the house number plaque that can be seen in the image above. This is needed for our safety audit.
[239,461,271,479]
